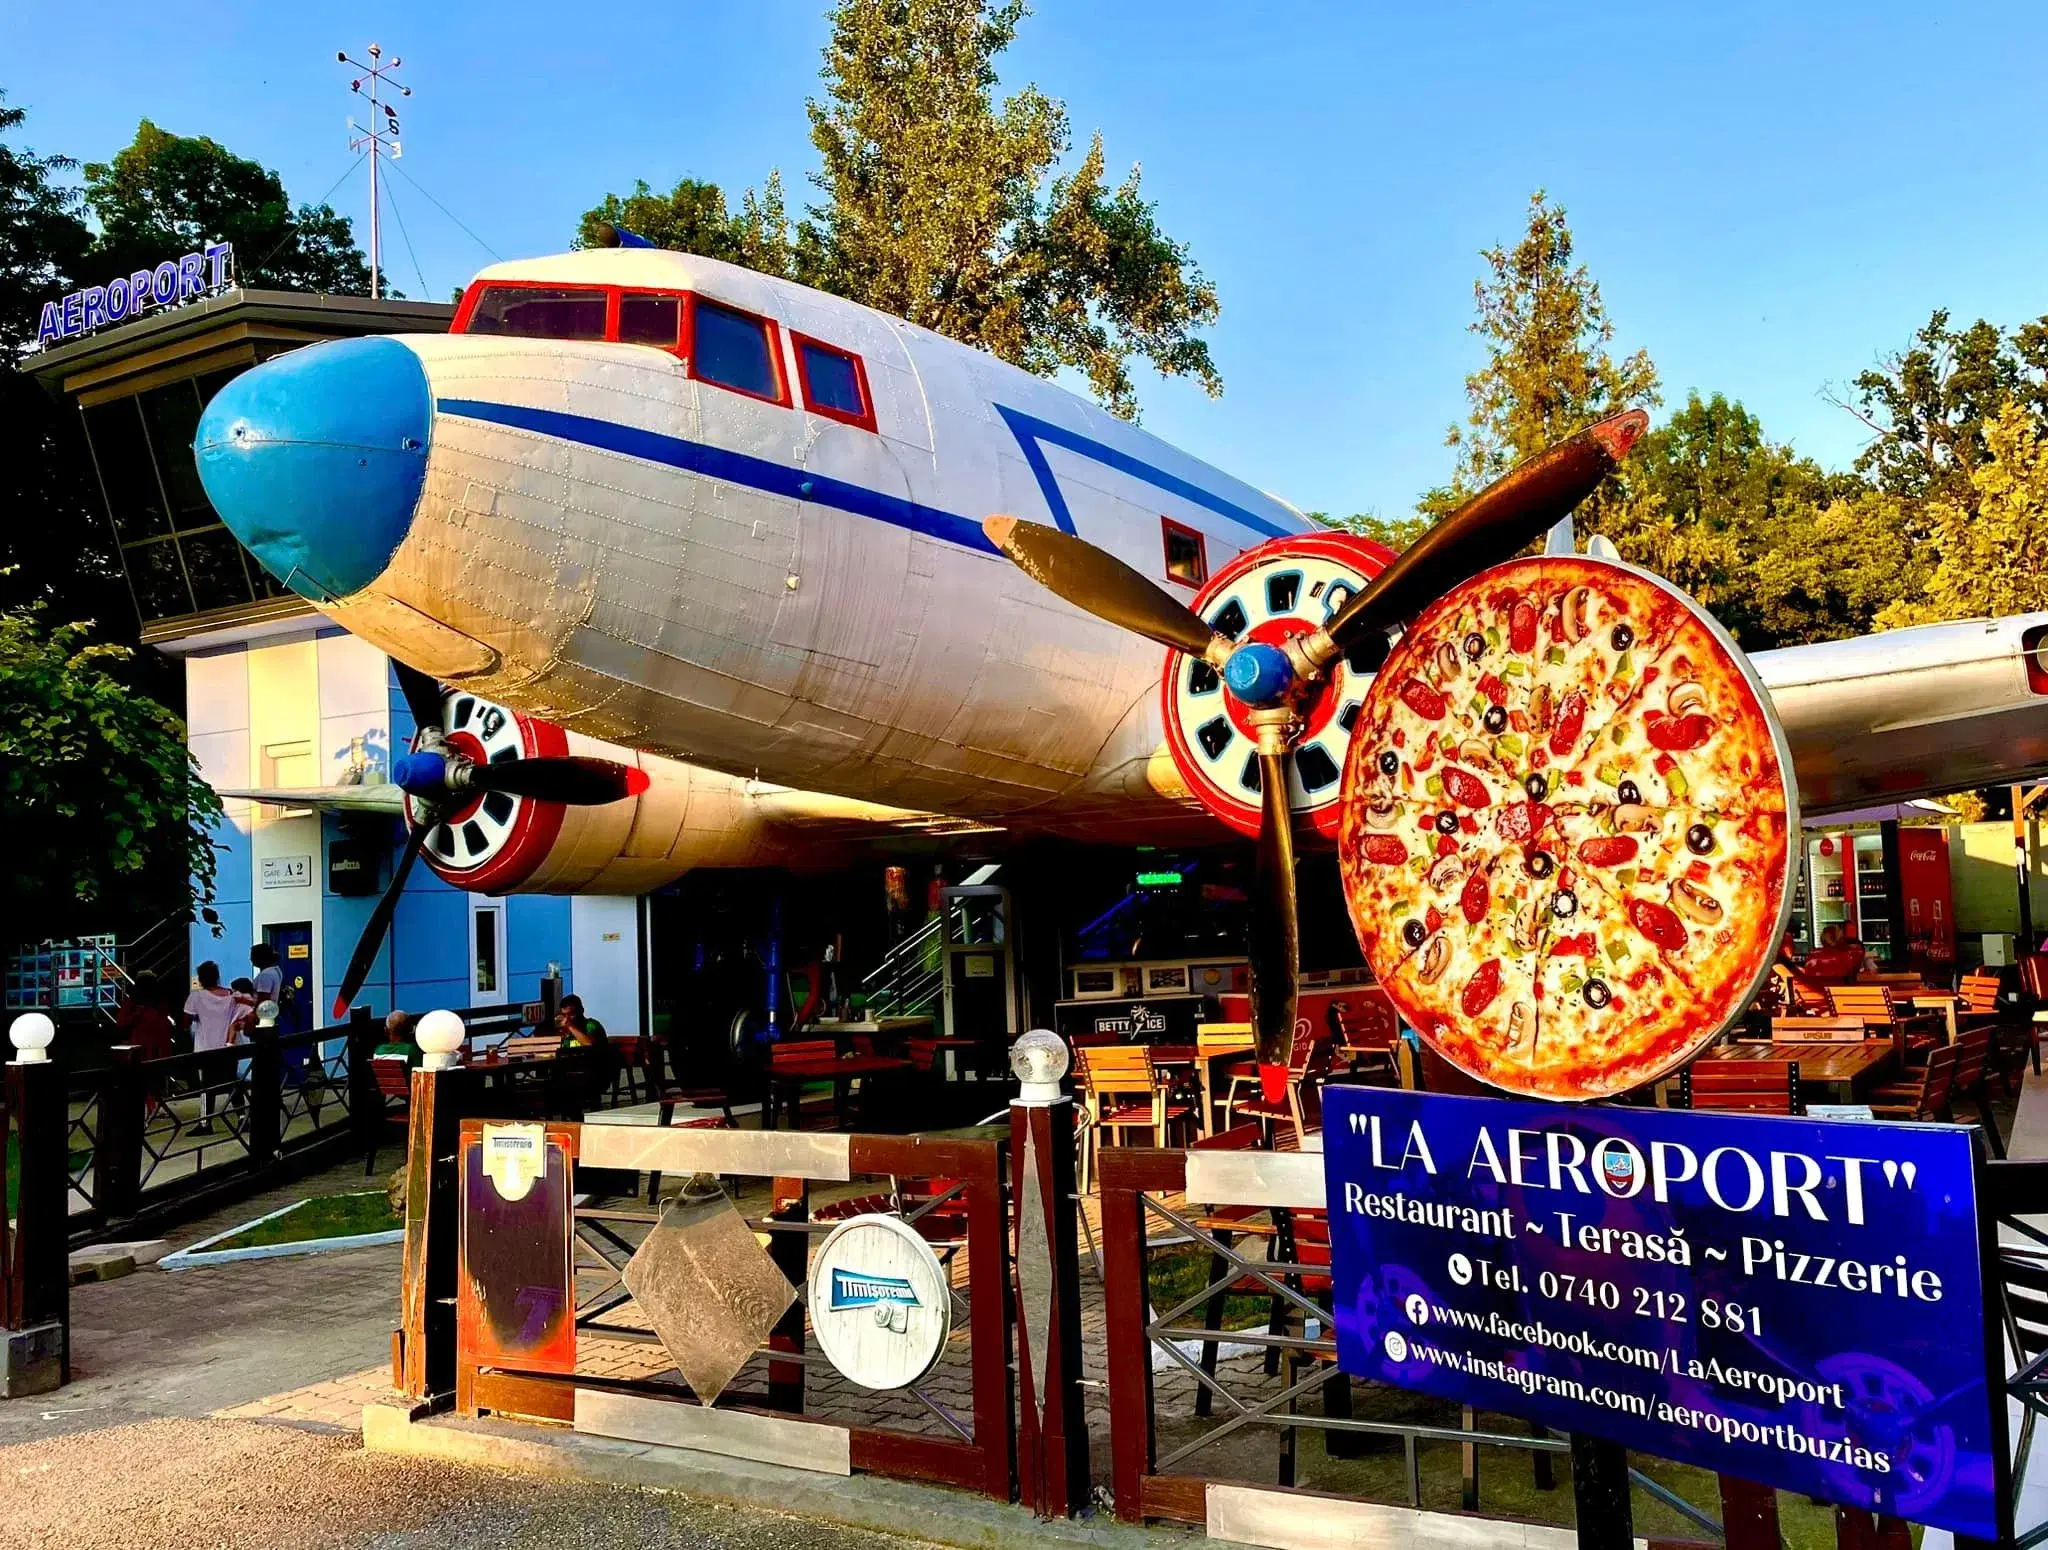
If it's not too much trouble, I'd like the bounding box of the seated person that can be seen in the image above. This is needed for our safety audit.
[556,993,607,1049]
[1801,924,1868,985]
[375,1009,423,1065]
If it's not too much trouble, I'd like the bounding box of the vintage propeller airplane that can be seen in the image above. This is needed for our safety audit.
[193,229,2048,1039]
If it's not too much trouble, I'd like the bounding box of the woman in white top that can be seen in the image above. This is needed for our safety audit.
[181,961,247,1051]
[181,961,250,1133]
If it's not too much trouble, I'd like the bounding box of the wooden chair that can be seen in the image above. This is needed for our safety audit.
[766,1038,842,1130]
[1194,1023,1256,1134]
[1677,1059,1801,1115]
[2021,954,2048,1073]
[1221,1024,1331,1123]
[1770,1016,1869,1042]
[1954,970,2007,1034]
[1946,1027,2003,1154]
[1824,984,1943,1060]
[499,1032,562,1061]
[1229,1037,1336,1147]
[1868,1043,1961,1122]
[1330,994,1401,1087]
[365,1055,412,1176]
[1772,963,1832,1016]
[1075,1044,1193,1191]
[606,1034,658,1104]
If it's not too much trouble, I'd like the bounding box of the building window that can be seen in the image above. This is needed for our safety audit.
[691,298,784,403]
[465,285,609,340]
[473,903,503,999]
[793,334,874,430]
[1162,519,1208,588]
[619,292,681,348]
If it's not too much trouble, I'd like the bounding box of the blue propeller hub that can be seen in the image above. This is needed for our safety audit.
[1222,640,1295,706]
[391,750,453,799]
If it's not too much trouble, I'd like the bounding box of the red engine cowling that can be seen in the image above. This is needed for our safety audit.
[1160,532,1395,841]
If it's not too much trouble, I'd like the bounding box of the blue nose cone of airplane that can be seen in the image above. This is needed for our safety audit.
[194,336,431,601]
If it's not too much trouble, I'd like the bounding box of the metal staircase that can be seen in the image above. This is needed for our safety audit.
[859,915,946,1019]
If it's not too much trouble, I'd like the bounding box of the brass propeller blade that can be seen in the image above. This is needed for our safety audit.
[1248,746,1301,1101]
[983,515,1229,664]
[1316,409,1649,657]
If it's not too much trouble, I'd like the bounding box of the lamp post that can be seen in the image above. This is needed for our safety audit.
[1009,1029,1088,1517]
[3,1012,66,1394]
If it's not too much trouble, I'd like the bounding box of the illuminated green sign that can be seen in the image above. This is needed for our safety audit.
[1134,870,1183,888]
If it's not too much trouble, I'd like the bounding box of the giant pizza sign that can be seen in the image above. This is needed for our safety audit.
[1337,556,1798,1100]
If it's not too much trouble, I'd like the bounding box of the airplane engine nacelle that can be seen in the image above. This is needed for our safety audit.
[1161,532,1394,841]
[404,690,820,893]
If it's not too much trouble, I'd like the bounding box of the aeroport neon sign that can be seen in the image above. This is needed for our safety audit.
[36,242,234,348]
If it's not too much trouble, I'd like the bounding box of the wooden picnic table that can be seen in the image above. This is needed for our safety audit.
[1902,991,1962,1042]
[768,1052,914,1130]
[1697,1039,1898,1100]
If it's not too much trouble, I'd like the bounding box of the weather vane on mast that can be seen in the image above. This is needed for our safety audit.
[338,43,410,299]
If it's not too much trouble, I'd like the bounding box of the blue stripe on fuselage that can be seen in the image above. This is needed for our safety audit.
[436,397,1298,553]
[436,397,1001,554]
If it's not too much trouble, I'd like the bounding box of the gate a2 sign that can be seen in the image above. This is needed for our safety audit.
[1321,1086,2008,1542]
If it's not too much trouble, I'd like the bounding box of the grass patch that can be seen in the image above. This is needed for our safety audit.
[1149,1246,1273,1331]
[207,1190,398,1252]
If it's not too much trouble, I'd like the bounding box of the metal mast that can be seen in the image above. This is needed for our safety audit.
[338,43,410,299]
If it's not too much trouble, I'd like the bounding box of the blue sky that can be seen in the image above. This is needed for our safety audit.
[9,1,2047,520]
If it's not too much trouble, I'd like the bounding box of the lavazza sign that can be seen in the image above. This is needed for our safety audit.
[37,242,234,348]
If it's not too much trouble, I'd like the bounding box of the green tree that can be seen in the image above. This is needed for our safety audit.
[1425,191,1660,519]
[0,600,221,949]
[0,92,127,629]
[1836,308,2048,511]
[579,0,1220,419]
[83,119,373,295]
[1593,392,1911,650]
[576,173,797,275]
[1876,403,2048,627]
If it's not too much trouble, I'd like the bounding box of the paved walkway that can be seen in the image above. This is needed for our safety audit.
[1,1157,404,1447]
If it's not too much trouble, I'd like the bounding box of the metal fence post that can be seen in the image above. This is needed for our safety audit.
[1570,1433,1633,1549]
[347,1007,378,1163]
[247,1027,282,1168]
[3,1058,70,1395]
[93,1045,145,1221]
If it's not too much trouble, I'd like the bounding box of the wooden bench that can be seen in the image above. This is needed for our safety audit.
[1678,1059,1801,1115]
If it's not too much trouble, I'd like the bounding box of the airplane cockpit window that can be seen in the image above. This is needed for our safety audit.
[693,298,783,402]
[620,293,681,348]
[466,286,608,340]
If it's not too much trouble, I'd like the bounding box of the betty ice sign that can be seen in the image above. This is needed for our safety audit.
[1322,1085,2006,1541]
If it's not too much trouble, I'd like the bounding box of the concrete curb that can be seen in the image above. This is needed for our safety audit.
[159,1194,403,1270]
[361,1404,1214,1550]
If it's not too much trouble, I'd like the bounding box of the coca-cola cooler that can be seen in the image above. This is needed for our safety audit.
[1898,828,1956,971]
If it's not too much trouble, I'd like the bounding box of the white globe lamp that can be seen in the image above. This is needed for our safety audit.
[1009,1028,1069,1105]
[416,1008,466,1071]
[9,1011,56,1064]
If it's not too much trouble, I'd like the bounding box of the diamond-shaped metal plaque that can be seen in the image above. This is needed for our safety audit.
[623,1192,795,1405]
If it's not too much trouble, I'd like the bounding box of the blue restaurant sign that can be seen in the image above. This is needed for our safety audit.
[37,242,234,348]
[1322,1085,2007,1541]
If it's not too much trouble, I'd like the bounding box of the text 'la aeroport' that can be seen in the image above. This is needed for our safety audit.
[1341,1111,1908,1226]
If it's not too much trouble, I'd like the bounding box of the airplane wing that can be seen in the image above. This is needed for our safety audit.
[1755,612,2048,814]
[215,784,408,813]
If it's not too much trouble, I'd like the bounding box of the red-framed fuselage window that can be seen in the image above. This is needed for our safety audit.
[791,330,878,433]
[452,281,798,411]
[1162,517,1208,588]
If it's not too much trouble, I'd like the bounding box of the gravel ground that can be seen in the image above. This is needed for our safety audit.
[0,1418,936,1550]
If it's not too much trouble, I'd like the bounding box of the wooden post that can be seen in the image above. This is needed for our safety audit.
[2013,785,2035,951]
[1716,1475,1779,1550]
[4,1059,70,1395]
[246,1026,282,1168]
[1099,1151,1162,1522]
[397,1062,478,1405]
[1012,1093,1088,1517]
[1569,1433,1632,1549]
[765,1176,808,1411]
[93,1045,145,1222]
